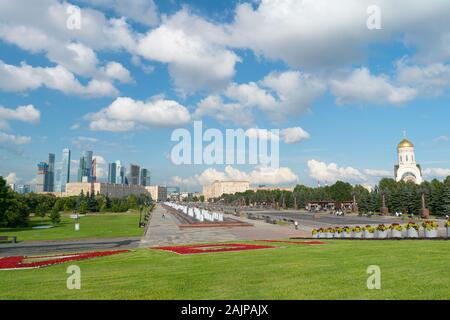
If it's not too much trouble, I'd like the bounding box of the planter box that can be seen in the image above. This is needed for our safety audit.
[312,233,319,239]
[363,231,374,238]
[342,231,352,238]
[447,226,450,238]
[318,232,325,238]
[390,229,402,238]
[352,231,362,238]
[406,228,419,238]
[376,230,387,238]
[334,232,341,238]
[424,229,438,238]
[325,232,333,238]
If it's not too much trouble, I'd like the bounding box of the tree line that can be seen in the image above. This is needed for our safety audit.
[218,177,450,216]
[0,177,152,227]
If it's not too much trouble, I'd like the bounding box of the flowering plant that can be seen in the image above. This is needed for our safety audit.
[445,220,450,228]
[326,227,335,233]
[377,224,388,231]
[422,220,439,230]
[362,225,375,233]
[335,227,343,233]
[353,226,362,233]
[311,229,318,235]
[405,221,419,231]
[342,226,352,233]
[389,223,403,231]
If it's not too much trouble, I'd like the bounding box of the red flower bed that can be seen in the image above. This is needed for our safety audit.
[153,243,276,255]
[0,250,130,270]
[257,240,327,245]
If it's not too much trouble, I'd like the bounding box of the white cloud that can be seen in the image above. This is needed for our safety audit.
[0,60,118,97]
[224,82,277,111]
[330,68,417,105]
[85,97,191,131]
[0,104,40,129]
[137,10,240,93]
[363,169,392,177]
[423,168,450,178]
[280,127,310,144]
[396,60,450,95]
[433,135,449,143]
[307,159,367,183]
[79,0,159,26]
[0,132,31,145]
[171,165,298,187]
[5,172,19,184]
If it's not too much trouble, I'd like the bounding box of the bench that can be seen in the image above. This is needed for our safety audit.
[0,235,17,243]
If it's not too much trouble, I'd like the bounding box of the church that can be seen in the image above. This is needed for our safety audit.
[394,138,423,184]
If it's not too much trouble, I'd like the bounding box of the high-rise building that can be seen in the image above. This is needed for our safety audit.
[115,160,126,184]
[47,153,55,192]
[128,164,140,185]
[56,148,71,192]
[108,162,117,184]
[36,162,49,193]
[140,168,151,186]
[17,184,31,194]
[78,150,93,182]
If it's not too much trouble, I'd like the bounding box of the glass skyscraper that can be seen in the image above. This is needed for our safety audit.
[108,162,117,184]
[56,148,71,192]
[78,150,93,182]
[47,153,55,192]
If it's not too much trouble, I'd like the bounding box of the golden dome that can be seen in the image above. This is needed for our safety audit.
[397,138,414,149]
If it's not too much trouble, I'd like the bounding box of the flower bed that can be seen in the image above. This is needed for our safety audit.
[0,250,130,270]
[152,243,276,255]
[389,223,403,238]
[422,220,439,238]
[258,240,327,245]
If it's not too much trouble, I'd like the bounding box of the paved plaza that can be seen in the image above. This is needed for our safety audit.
[139,204,309,247]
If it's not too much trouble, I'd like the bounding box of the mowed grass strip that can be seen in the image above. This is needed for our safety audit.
[0,212,142,242]
[0,240,449,299]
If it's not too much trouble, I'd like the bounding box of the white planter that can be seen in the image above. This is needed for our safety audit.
[334,232,341,238]
[363,231,374,238]
[318,232,325,238]
[424,229,438,238]
[406,228,419,238]
[376,230,387,238]
[342,231,352,238]
[447,226,450,238]
[325,232,333,239]
[312,233,319,239]
[75,223,80,231]
[352,231,362,238]
[390,229,402,238]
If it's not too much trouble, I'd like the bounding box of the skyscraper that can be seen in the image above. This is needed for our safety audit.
[78,150,93,182]
[47,153,55,192]
[56,148,71,192]
[128,164,140,185]
[36,162,49,193]
[108,162,117,184]
[115,160,126,184]
[140,168,151,186]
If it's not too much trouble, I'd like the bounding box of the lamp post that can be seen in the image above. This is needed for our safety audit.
[138,204,143,227]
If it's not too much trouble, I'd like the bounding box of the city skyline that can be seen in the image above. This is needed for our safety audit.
[1,0,450,190]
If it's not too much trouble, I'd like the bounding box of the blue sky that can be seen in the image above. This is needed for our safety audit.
[1,0,450,191]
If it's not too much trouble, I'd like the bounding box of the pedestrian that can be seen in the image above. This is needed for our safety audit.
[162,212,165,220]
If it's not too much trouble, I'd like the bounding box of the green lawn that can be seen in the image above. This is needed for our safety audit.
[1,240,449,299]
[0,212,143,241]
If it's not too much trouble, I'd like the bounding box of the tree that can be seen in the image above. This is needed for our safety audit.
[50,206,61,224]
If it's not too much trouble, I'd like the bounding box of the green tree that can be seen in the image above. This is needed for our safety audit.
[50,206,61,224]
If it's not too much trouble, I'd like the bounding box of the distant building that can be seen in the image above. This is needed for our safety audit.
[17,184,31,194]
[78,150,93,182]
[8,183,16,191]
[115,160,126,184]
[140,168,151,186]
[56,148,71,192]
[251,186,294,192]
[128,164,140,185]
[203,180,250,200]
[394,138,423,184]
[47,153,55,192]
[65,182,148,198]
[36,162,49,193]
[146,185,167,201]
[108,162,117,184]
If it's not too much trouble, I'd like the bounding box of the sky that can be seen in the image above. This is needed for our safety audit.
[1,0,450,191]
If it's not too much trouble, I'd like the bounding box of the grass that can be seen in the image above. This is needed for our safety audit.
[0,212,143,242]
[1,240,449,299]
